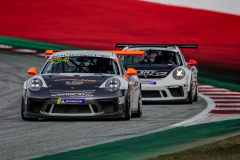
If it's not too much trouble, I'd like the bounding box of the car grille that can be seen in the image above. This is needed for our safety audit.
[169,87,184,97]
[52,105,92,114]
[142,91,161,98]
[29,102,44,113]
[100,102,116,113]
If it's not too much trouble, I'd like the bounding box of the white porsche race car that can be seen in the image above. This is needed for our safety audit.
[118,44,198,103]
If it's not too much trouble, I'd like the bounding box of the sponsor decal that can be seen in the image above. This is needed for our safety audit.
[51,93,93,97]
[118,96,125,105]
[141,81,156,85]
[129,48,175,51]
[66,81,83,85]
[138,70,167,76]
[57,98,85,104]
[54,79,96,82]
[50,57,69,64]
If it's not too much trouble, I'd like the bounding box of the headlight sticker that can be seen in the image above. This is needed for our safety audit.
[141,81,156,85]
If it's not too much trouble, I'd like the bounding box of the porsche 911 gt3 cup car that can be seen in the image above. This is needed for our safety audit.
[22,50,144,121]
[117,44,198,103]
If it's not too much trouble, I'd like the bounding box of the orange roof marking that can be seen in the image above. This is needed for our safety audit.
[103,50,144,59]
[45,50,69,58]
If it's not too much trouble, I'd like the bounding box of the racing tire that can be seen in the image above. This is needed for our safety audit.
[124,91,131,120]
[135,92,142,118]
[186,82,193,104]
[193,83,198,102]
[21,98,38,121]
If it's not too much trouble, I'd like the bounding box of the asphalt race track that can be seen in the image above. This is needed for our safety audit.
[0,50,207,160]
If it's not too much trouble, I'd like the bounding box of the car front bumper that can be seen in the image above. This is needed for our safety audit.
[23,96,125,119]
[140,78,189,102]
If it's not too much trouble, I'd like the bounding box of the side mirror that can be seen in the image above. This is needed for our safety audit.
[28,67,37,76]
[124,68,137,79]
[187,60,197,69]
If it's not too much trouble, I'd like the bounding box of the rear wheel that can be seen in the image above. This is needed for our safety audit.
[21,98,38,121]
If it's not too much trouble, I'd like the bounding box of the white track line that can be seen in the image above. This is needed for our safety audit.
[213,99,240,101]
[202,92,239,94]
[13,49,38,53]
[214,108,240,110]
[0,44,13,49]
[216,103,240,106]
[198,88,229,91]
[198,85,213,88]
[209,96,240,98]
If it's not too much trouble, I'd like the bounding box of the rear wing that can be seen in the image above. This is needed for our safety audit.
[45,50,68,58]
[115,44,198,49]
[103,50,144,59]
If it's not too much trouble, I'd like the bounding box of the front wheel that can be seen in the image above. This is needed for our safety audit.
[135,93,142,117]
[21,98,38,121]
[186,83,193,104]
[193,83,198,102]
[124,92,131,120]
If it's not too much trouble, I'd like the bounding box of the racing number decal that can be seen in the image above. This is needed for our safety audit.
[50,57,69,64]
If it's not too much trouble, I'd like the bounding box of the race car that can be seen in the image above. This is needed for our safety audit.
[21,50,143,121]
[117,44,198,103]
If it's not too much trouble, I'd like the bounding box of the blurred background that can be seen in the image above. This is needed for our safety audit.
[0,0,240,91]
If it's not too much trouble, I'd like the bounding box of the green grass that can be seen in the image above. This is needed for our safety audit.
[0,36,82,51]
[198,70,240,92]
[147,134,240,160]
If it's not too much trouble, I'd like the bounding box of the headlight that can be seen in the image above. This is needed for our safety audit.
[173,69,185,80]
[28,78,42,91]
[105,78,120,92]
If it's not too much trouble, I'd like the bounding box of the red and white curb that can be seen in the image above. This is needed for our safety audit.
[198,84,240,114]
[0,44,45,57]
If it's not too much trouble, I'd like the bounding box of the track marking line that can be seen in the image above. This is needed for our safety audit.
[215,103,240,106]
[210,97,240,99]
[216,105,240,108]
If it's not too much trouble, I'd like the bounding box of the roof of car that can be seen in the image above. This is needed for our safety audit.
[127,45,175,48]
[125,45,179,52]
[53,50,116,57]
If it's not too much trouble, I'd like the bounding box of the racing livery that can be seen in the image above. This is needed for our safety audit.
[118,44,198,103]
[22,50,143,121]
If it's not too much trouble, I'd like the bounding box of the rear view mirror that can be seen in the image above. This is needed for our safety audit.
[124,68,137,79]
[187,60,197,68]
[28,67,37,76]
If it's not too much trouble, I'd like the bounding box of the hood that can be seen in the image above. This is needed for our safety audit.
[42,75,111,92]
[125,64,178,78]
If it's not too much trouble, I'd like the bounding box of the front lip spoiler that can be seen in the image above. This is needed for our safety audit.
[24,112,123,119]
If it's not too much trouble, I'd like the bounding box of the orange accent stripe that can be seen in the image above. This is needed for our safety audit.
[103,50,144,59]
[45,50,69,58]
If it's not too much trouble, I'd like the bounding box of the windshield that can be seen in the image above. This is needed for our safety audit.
[120,50,182,66]
[41,56,120,74]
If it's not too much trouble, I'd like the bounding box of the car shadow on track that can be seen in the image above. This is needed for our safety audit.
[143,101,189,105]
[36,117,138,122]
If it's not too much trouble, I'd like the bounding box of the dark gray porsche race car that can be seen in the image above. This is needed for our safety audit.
[22,50,143,121]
